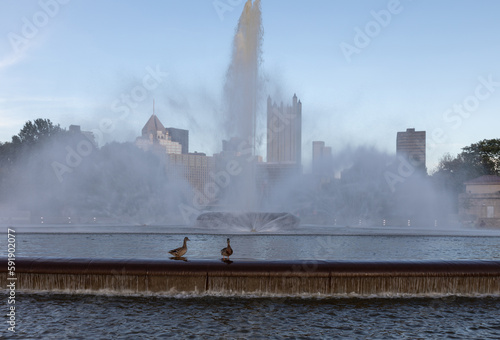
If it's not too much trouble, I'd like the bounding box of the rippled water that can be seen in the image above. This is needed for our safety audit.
[2,293,500,339]
[2,225,500,260]
[1,224,499,338]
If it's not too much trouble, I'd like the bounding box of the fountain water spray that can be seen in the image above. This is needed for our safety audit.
[198,0,299,230]
[220,0,263,212]
[223,0,262,148]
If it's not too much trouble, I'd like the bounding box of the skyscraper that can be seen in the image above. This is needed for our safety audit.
[136,114,215,198]
[136,114,182,155]
[266,94,302,168]
[312,141,333,183]
[167,152,215,194]
[312,141,325,173]
[396,128,426,171]
[166,127,189,154]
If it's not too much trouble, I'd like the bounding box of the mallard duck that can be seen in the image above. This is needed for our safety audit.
[221,238,233,260]
[169,237,190,257]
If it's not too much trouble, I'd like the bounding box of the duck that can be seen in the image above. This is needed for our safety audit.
[169,237,190,257]
[221,238,233,260]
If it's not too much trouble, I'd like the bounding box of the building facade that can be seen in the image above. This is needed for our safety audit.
[167,153,215,194]
[396,128,426,172]
[166,127,189,154]
[459,175,500,228]
[267,94,302,169]
[312,141,333,184]
[135,114,183,155]
[136,115,215,200]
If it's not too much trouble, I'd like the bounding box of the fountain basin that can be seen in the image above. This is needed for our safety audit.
[4,257,500,297]
[196,212,300,231]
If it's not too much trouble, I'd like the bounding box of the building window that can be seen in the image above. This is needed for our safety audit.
[487,206,494,218]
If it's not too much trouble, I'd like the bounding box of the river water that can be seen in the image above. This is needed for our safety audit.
[1,224,500,339]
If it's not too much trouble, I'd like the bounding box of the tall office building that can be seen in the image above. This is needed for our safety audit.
[136,114,214,198]
[166,127,189,154]
[396,128,426,171]
[266,94,302,167]
[136,114,183,155]
[312,141,333,182]
[312,141,325,170]
[167,153,215,193]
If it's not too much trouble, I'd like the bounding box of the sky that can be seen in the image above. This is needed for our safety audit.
[1,0,499,172]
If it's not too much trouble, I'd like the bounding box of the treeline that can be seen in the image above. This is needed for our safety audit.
[432,139,500,201]
[0,119,190,224]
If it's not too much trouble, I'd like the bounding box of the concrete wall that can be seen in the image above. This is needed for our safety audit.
[466,184,500,195]
[3,258,499,297]
[459,193,500,227]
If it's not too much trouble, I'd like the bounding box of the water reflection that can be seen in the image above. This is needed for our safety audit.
[7,293,500,339]
[3,231,499,261]
[169,257,187,262]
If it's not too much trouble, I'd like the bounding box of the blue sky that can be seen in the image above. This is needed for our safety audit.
[1,0,499,172]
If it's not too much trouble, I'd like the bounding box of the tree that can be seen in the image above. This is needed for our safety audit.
[11,118,64,147]
[432,139,500,212]
[461,139,500,175]
[434,139,500,180]
[0,119,67,205]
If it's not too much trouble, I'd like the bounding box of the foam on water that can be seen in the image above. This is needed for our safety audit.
[195,211,300,232]
[11,288,500,300]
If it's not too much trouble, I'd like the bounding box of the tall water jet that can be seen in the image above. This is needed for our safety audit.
[224,0,262,147]
[221,0,263,211]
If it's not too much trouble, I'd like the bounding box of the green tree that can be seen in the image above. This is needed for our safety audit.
[11,118,64,147]
[434,139,500,180]
[432,138,500,212]
[0,119,66,204]
[461,139,500,175]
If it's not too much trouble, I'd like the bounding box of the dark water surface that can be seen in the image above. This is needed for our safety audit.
[2,293,500,339]
[1,225,500,260]
[1,225,499,338]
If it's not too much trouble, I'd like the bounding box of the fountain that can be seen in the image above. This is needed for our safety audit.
[2,4,498,331]
[199,0,301,231]
[3,2,500,339]
[196,211,300,232]
[219,0,261,212]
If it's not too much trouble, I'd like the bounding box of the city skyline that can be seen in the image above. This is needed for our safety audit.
[1,1,500,172]
[267,94,302,166]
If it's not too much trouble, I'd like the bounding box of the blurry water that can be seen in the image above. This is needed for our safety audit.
[1,225,499,260]
[2,293,499,339]
[2,224,499,338]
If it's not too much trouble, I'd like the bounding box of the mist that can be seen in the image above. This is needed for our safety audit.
[1,130,192,225]
[0,1,457,229]
[258,145,455,228]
